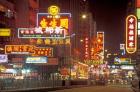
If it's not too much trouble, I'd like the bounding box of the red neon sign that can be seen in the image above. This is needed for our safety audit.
[136,0,140,8]
[84,37,90,59]
[126,15,137,54]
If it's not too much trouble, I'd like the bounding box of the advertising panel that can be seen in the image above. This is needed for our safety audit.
[120,44,125,50]
[37,13,71,37]
[0,28,11,36]
[26,56,47,63]
[138,21,140,36]
[35,58,58,65]
[137,8,140,19]
[32,47,53,57]
[126,15,137,54]
[121,65,134,70]
[138,30,140,36]
[97,32,104,59]
[84,37,90,59]
[18,27,65,38]
[30,37,70,45]
[114,57,132,65]
[0,54,8,63]
[5,45,35,54]
[137,0,140,8]
[12,58,23,63]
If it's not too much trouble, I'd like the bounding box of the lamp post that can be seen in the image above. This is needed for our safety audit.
[69,33,75,80]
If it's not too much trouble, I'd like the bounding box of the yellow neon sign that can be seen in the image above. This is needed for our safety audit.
[0,28,11,36]
[40,18,48,28]
[48,5,60,16]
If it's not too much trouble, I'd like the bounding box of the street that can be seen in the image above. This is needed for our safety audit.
[0,0,140,92]
[51,86,134,92]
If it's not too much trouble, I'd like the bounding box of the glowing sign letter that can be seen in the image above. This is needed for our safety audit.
[40,18,47,29]
[126,15,137,54]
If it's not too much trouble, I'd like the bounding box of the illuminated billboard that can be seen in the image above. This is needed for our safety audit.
[137,0,140,8]
[32,47,53,57]
[0,54,8,63]
[34,58,58,65]
[5,45,35,54]
[126,15,137,54]
[26,57,47,63]
[30,37,70,45]
[37,13,71,37]
[138,21,140,36]
[120,44,125,50]
[138,30,140,36]
[84,37,90,59]
[0,28,11,36]
[121,65,134,70]
[114,57,132,65]
[18,27,65,38]
[97,32,104,59]
[136,8,140,19]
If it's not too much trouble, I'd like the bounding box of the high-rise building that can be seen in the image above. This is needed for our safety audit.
[15,0,39,28]
[135,0,140,78]
[0,0,39,45]
[14,0,39,44]
[0,0,16,53]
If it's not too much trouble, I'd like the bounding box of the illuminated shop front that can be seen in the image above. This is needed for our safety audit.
[108,57,136,84]
[71,62,88,79]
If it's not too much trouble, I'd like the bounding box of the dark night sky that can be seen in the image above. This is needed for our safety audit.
[89,0,129,53]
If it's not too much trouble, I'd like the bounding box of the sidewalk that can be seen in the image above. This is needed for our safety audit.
[131,87,140,92]
[1,85,90,92]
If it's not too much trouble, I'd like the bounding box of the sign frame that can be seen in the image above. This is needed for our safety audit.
[126,15,137,54]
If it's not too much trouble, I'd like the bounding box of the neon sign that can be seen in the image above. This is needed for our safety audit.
[26,57,47,63]
[37,13,71,37]
[126,15,137,54]
[84,37,90,59]
[0,28,11,36]
[32,47,53,57]
[0,54,8,63]
[29,38,70,45]
[48,5,60,16]
[5,45,35,54]
[5,45,53,57]
[18,27,65,38]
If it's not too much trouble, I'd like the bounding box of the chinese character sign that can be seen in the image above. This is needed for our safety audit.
[97,32,104,60]
[18,27,65,38]
[126,15,137,54]
[37,13,71,37]
[5,45,35,54]
[32,47,53,57]
[84,37,90,59]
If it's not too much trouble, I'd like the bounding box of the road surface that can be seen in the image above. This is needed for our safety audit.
[51,86,133,92]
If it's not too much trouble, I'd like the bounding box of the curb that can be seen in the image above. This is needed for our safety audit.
[1,85,90,92]
[131,87,140,92]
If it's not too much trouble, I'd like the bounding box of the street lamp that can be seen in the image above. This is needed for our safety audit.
[69,33,76,80]
[80,39,84,42]
[0,48,4,50]
[82,14,87,19]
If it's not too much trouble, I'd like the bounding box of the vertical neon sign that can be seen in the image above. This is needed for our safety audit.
[126,15,137,54]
